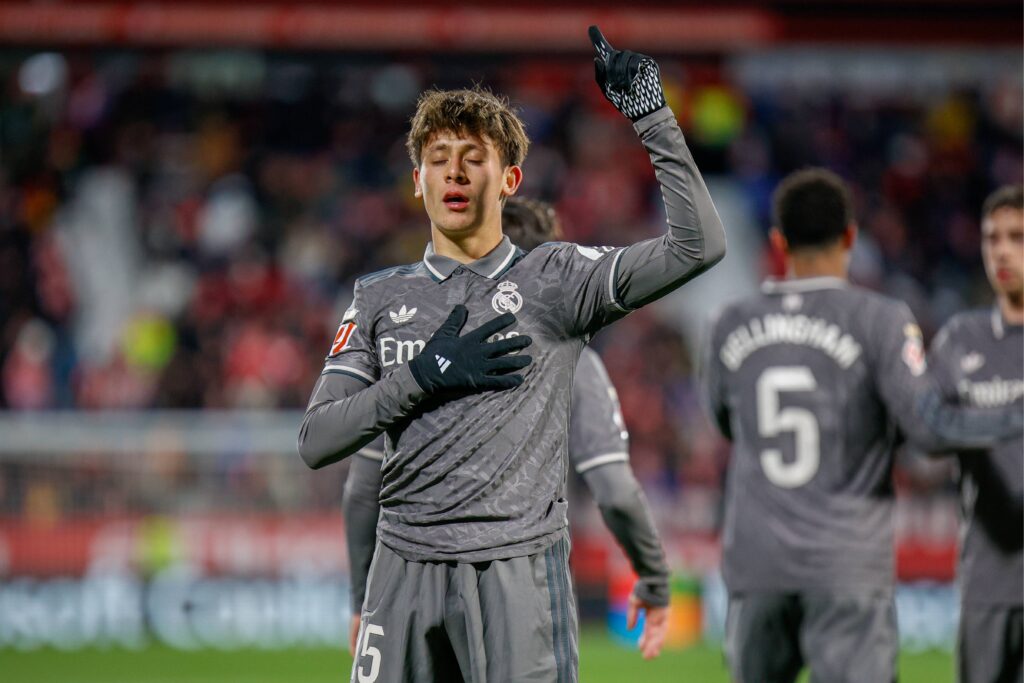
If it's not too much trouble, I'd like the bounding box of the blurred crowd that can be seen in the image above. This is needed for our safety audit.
[0,49,1020,516]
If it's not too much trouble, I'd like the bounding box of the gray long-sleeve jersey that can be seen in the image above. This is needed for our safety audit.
[701,278,1022,593]
[928,308,1023,607]
[342,347,671,613]
[299,106,725,563]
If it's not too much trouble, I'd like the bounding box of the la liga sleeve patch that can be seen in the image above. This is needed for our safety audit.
[329,321,357,357]
[901,323,927,377]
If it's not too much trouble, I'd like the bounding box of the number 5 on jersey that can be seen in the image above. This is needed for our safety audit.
[352,622,384,683]
[756,366,820,488]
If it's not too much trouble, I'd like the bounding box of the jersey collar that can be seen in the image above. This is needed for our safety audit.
[422,236,518,282]
[760,276,848,294]
[990,306,1024,339]
[992,307,1005,339]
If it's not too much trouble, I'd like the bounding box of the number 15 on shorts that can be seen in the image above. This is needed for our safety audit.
[352,622,384,683]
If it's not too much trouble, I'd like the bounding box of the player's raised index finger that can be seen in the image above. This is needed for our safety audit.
[588,25,613,60]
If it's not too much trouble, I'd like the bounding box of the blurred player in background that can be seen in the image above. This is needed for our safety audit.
[298,26,725,682]
[927,185,1023,683]
[701,169,1022,683]
[342,197,671,661]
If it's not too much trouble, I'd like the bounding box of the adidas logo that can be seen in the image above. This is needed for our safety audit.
[961,352,985,374]
[389,305,417,324]
[435,355,451,374]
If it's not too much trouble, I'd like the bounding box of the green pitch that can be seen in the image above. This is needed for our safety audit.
[4,629,953,683]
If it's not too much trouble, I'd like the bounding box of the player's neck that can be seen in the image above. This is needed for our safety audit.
[430,223,504,263]
[786,250,848,282]
[997,292,1024,326]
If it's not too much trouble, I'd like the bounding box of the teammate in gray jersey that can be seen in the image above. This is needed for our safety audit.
[342,198,671,661]
[701,169,1022,683]
[299,27,726,682]
[927,185,1023,683]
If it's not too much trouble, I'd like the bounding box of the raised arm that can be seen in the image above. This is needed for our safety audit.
[591,26,726,310]
[557,28,727,338]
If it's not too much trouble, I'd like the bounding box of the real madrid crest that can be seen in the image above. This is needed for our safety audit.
[492,281,523,314]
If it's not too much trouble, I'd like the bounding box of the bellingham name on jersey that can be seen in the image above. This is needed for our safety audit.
[719,313,864,372]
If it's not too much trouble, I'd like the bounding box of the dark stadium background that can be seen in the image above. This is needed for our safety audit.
[0,1,1020,681]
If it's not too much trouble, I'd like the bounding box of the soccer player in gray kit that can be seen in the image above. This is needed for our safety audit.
[342,197,672,664]
[299,26,726,682]
[927,185,1023,683]
[701,169,1022,683]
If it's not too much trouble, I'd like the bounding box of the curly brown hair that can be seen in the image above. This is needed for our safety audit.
[406,86,530,169]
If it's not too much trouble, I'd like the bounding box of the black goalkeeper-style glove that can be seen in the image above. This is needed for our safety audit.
[408,305,532,394]
[589,25,667,122]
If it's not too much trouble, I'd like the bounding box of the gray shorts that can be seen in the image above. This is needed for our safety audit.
[958,604,1023,683]
[725,590,897,683]
[351,534,578,683]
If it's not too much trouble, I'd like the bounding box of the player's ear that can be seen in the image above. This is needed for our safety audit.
[501,165,523,199]
[769,227,788,256]
[413,167,423,198]
[842,223,857,250]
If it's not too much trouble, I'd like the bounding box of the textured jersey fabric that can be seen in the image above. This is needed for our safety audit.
[343,348,669,609]
[303,106,725,563]
[703,278,1020,593]
[569,347,629,473]
[930,309,1023,607]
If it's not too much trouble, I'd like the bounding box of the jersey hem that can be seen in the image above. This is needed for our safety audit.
[575,451,629,473]
[322,365,374,384]
[378,527,566,563]
[608,249,632,313]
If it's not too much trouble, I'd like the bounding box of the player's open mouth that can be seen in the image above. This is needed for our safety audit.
[443,192,470,211]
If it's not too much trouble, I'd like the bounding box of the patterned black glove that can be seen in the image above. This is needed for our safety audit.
[589,25,667,122]
[408,305,532,394]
